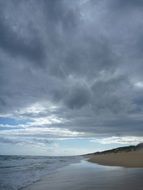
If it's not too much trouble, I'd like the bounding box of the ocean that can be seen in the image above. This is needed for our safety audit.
[0,155,81,190]
[0,155,143,190]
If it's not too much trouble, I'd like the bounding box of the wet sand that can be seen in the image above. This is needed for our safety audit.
[23,160,143,190]
[88,150,143,167]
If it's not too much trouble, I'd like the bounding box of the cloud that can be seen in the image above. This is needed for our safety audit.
[109,0,143,9]
[0,136,53,148]
[0,3,44,63]
[0,137,21,144]
[65,83,91,109]
[0,125,85,138]
[90,136,143,145]
[0,0,143,141]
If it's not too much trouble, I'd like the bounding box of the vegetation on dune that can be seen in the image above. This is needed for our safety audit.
[85,143,143,156]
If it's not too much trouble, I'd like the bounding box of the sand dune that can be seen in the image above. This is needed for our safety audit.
[87,143,143,167]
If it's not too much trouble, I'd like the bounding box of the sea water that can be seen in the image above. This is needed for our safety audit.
[0,155,81,190]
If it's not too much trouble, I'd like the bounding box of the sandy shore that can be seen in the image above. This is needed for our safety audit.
[22,160,143,190]
[88,150,143,167]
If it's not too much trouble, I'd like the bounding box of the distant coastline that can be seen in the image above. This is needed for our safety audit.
[85,143,143,168]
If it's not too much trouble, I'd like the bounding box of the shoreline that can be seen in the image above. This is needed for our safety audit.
[22,160,143,190]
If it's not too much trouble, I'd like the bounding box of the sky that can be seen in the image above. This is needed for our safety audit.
[0,0,143,156]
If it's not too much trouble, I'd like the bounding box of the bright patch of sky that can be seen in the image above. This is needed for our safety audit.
[0,138,135,156]
[0,117,31,126]
[0,115,142,155]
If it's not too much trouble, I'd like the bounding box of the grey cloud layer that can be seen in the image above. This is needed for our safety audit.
[0,0,143,136]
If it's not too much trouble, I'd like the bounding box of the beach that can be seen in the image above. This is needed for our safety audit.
[88,150,143,168]
[21,145,143,190]
[1,147,143,190]
[22,160,143,190]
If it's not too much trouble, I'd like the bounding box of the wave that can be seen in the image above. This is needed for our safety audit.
[0,155,81,190]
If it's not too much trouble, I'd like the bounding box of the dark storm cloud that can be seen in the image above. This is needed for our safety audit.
[0,0,143,136]
[66,84,91,109]
[110,0,143,9]
[0,17,44,62]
